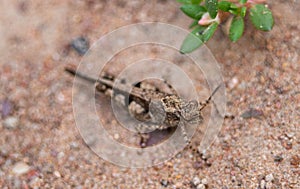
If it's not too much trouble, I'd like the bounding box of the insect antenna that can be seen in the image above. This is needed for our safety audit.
[65,67,98,83]
[199,84,222,111]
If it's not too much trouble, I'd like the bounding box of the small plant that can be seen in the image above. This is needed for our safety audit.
[178,0,274,53]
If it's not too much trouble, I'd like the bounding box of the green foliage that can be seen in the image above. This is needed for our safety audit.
[201,22,219,43]
[229,16,244,42]
[180,22,218,53]
[189,20,199,28]
[218,1,232,11]
[180,26,206,53]
[180,4,207,19]
[250,4,274,31]
[178,0,274,53]
[205,0,218,18]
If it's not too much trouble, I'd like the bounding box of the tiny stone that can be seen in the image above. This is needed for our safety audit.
[197,183,206,189]
[2,99,13,117]
[265,173,274,182]
[3,116,19,129]
[290,155,300,167]
[57,152,65,159]
[274,155,283,162]
[241,108,263,119]
[175,153,182,158]
[205,158,213,166]
[260,179,266,189]
[201,178,208,185]
[228,77,238,89]
[286,132,295,139]
[114,133,120,140]
[70,142,79,149]
[192,176,201,186]
[12,162,30,175]
[265,182,273,189]
[200,151,211,160]
[160,179,168,187]
[54,171,61,178]
[70,37,89,55]
[57,92,65,103]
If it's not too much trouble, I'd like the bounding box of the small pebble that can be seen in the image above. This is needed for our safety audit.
[54,171,61,178]
[282,140,293,150]
[286,132,295,139]
[274,155,283,162]
[241,108,264,119]
[3,116,19,129]
[70,37,89,55]
[201,178,208,185]
[228,77,238,89]
[200,151,211,160]
[192,176,201,186]
[265,182,273,189]
[1,99,13,117]
[113,133,120,140]
[70,142,79,149]
[12,162,30,175]
[57,152,65,159]
[260,179,266,189]
[160,179,168,187]
[197,183,206,189]
[56,92,65,103]
[205,158,213,166]
[290,155,300,167]
[265,173,274,182]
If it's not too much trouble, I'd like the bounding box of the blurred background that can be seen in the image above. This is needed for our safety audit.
[0,0,299,188]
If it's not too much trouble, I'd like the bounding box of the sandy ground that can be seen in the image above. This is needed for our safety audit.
[0,0,299,188]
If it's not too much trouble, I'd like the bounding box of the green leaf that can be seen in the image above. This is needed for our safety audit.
[180,4,207,19]
[177,0,203,4]
[250,4,274,31]
[239,0,247,4]
[218,1,231,11]
[205,0,218,18]
[189,20,199,28]
[228,4,239,15]
[201,22,218,42]
[180,26,207,54]
[240,6,247,17]
[191,0,203,4]
[229,9,238,15]
[229,16,244,42]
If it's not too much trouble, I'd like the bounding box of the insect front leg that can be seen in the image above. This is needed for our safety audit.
[179,121,194,146]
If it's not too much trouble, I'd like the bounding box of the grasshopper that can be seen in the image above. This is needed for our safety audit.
[65,67,221,147]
